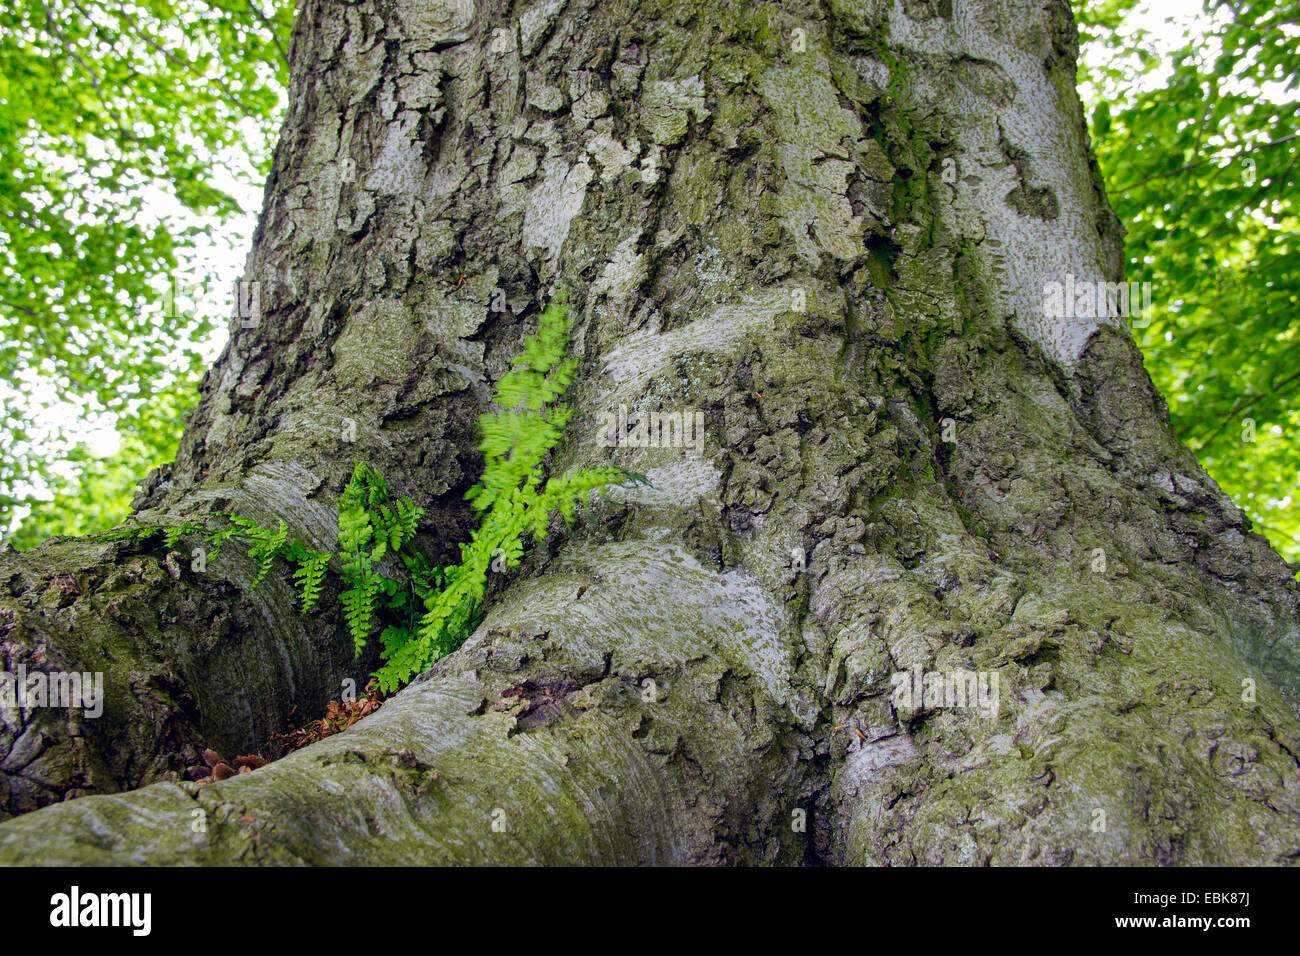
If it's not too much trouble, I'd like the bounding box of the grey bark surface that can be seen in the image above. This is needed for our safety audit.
[2,0,1299,863]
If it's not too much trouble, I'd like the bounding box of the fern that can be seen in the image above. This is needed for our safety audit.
[120,296,644,695]
[204,522,236,563]
[340,576,379,657]
[288,545,332,615]
[162,521,206,549]
[330,460,427,657]
[391,497,422,550]
[249,519,289,588]
[370,294,643,692]
[100,520,203,545]
[100,525,156,542]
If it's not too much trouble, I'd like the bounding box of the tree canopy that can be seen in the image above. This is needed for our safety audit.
[0,0,290,545]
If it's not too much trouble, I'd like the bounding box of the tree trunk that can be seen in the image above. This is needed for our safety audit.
[2,0,1299,865]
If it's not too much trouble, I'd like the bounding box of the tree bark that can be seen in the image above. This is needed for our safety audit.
[2,0,1299,864]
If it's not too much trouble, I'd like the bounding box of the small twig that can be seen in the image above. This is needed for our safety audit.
[1192,366,1300,450]
[1115,133,1300,194]
[242,0,290,68]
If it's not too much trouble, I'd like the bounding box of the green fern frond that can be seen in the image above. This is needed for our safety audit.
[100,522,166,543]
[371,295,633,690]
[129,296,639,695]
[243,519,288,589]
[341,576,379,658]
[392,497,423,549]
[292,549,332,615]
[101,520,210,547]
[161,521,206,549]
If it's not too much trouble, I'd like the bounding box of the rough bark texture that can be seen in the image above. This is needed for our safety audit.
[2,0,1299,864]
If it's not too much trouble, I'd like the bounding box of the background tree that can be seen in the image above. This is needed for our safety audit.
[1077,0,1300,559]
[0,0,291,543]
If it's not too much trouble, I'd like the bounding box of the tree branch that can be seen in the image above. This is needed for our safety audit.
[1115,133,1300,194]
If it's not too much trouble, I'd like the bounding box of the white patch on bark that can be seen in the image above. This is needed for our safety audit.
[365,111,425,196]
[523,159,595,260]
[394,0,475,45]
[526,76,566,113]
[536,540,797,703]
[584,124,639,181]
[331,298,421,386]
[758,54,865,268]
[599,289,790,397]
[640,77,709,146]
[604,458,723,507]
[519,0,564,57]
[500,145,539,184]
[845,731,920,777]
[591,232,645,301]
[417,269,496,340]
[396,70,443,111]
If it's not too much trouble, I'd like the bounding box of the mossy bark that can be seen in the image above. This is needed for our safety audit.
[2,0,1299,863]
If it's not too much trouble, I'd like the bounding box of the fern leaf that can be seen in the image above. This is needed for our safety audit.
[340,576,379,657]
[292,549,332,615]
[246,519,289,589]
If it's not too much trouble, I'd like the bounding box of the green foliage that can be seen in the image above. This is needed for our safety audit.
[288,545,330,616]
[335,461,426,658]
[162,520,207,550]
[223,515,289,588]
[0,0,293,540]
[101,518,204,544]
[1075,0,1300,562]
[375,296,635,692]
[104,510,332,602]
[94,462,434,674]
[91,299,641,692]
[8,379,199,548]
